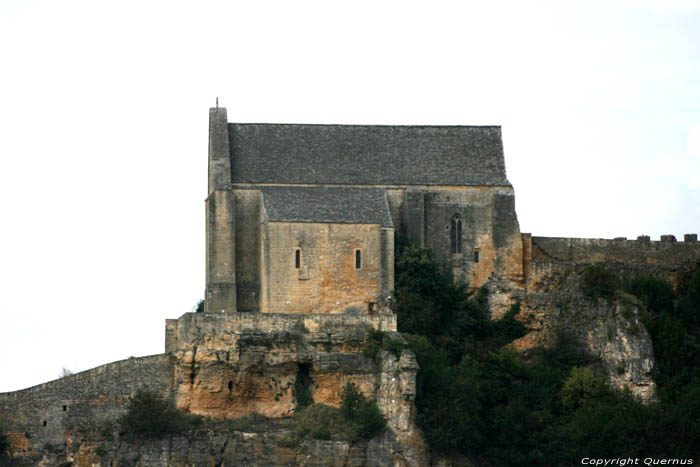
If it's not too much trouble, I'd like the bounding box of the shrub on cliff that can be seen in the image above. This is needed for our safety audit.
[293,364,313,410]
[338,380,386,439]
[340,381,386,440]
[362,327,407,360]
[581,265,617,300]
[293,382,386,441]
[119,390,202,438]
[628,275,675,315]
[560,367,609,410]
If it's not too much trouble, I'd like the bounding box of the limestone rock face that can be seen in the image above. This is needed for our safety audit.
[1,312,428,466]
[24,431,420,467]
[167,312,428,466]
[511,284,657,401]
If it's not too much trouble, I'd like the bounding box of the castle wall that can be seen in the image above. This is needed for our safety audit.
[528,234,700,290]
[0,354,173,457]
[261,222,388,314]
[532,234,700,264]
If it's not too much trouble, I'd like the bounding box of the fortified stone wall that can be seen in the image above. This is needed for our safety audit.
[526,234,700,290]
[532,234,699,263]
[507,232,700,402]
[0,354,173,457]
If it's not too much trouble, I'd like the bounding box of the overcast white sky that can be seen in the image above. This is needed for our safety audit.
[1,0,699,392]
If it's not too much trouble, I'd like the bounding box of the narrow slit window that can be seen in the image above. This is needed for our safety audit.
[450,215,463,254]
[474,249,480,263]
[355,250,362,269]
[295,249,301,269]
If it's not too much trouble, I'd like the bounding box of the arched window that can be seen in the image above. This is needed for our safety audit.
[450,215,463,254]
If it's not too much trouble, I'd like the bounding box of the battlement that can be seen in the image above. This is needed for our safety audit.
[165,311,397,353]
[525,233,700,266]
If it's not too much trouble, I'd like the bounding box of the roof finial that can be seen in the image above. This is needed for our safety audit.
[216,97,219,108]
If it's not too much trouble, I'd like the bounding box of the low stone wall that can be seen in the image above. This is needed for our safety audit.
[166,310,397,353]
[0,354,173,456]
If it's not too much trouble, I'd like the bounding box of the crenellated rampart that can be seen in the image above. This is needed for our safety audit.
[530,233,700,265]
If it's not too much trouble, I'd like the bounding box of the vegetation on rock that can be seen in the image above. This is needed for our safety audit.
[363,327,406,360]
[292,364,313,410]
[581,264,618,299]
[293,381,386,442]
[119,390,203,438]
[395,242,700,465]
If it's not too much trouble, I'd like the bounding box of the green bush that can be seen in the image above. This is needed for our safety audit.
[560,367,609,410]
[628,276,675,314]
[93,444,107,457]
[353,400,387,439]
[275,433,301,448]
[581,265,617,300]
[194,299,204,313]
[294,403,353,440]
[119,390,202,438]
[293,365,313,410]
[339,381,386,440]
[340,381,364,419]
[362,328,385,359]
[677,266,700,328]
[363,327,406,360]
[227,412,271,432]
[394,242,700,464]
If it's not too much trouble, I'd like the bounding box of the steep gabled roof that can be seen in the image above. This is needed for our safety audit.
[261,186,393,227]
[229,123,510,186]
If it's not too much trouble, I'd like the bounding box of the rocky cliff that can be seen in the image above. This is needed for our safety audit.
[1,312,428,466]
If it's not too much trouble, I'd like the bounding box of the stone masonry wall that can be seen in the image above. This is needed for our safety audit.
[0,354,173,457]
[399,186,523,290]
[262,222,388,314]
[529,234,700,290]
[165,311,397,353]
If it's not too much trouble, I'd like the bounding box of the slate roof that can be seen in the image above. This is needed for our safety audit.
[261,186,393,227]
[229,124,510,186]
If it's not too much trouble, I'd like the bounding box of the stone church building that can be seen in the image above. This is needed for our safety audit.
[206,107,525,315]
